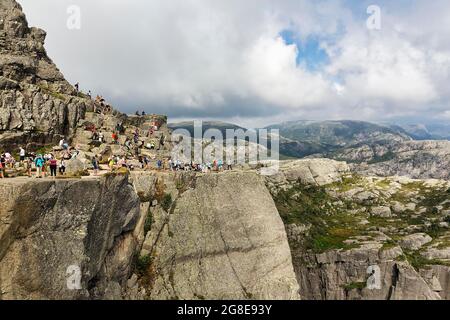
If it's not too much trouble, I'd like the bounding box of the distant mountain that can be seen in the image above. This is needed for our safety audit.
[170,119,417,160]
[264,120,411,158]
[387,123,450,141]
[266,120,411,146]
[169,121,247,139]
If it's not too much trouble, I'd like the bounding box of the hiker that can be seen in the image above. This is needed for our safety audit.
[226,158,233,170]
[74,82,79,92]
[0,154,4,178]
[157,159,162,170]
[92,131,99,141]
[142,111,146,116]
[59,138,69,150]
[59,159,66,175]
[118,157,127,169]
[4,152,12,168]
[92,156,99,175]
[135,110,140,116]
[19,146,26,163]
[24,155,32,177]
[99,132,104,143]
[108,157,115,172]
[218,159,223,171]
[48,156,58,177]
[88,90,92,99]
[34,154,45,178]
[112,132,119,145]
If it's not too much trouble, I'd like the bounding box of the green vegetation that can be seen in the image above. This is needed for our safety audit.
[144,209,153,235]
[403,251,450,271]
[38,84,66,100]
[375,179,392,189]
[327,174,364,192]
[274,183,362,253]
[161,193,173,211]
[420,187,450,210]
[367,151,395,164]
[381,240,398,251]
[136,254,152,275]
[342,282,366,291]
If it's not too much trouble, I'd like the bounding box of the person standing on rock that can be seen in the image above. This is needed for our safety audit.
[226,158,233,170]
[92,156,99,176]
[34,154,45,178]
[49,156,58,177]
[75,82,79,92]
[0,155,4,178]
[112,132,119,145]
[19,146,26,163]
[24,155,32,177]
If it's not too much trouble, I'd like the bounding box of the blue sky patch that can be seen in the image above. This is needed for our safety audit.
[279,30,330,72]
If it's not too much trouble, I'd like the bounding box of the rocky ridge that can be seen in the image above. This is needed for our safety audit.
[267,159,450,300]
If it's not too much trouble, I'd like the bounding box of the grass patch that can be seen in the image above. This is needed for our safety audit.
[343,281,366,291]
[404,251,450,271]
[274,183,363,253]
[38,84,66,100]
[327,174,364,192]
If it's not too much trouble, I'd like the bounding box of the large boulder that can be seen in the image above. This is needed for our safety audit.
[145,172,300,300]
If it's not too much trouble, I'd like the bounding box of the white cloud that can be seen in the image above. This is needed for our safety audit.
[18,0,450,126]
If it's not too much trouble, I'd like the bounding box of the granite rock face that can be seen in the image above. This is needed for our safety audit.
[0,175,141,299]
[0,0,93,149]
[336,140,450,180]
[136,171,300,300]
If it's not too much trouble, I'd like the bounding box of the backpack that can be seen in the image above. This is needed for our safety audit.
[50,159,57,166]
[35,158,44,167]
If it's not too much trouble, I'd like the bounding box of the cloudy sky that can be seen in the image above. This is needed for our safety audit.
[19,0,450,128]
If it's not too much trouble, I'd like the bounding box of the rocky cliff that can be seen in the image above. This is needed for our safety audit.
[0,171,300,300]
[0,175,141,299]
[0,0,98,150]
[347,140,450,180]
[267,159,450,300]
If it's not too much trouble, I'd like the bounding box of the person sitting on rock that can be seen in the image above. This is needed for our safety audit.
[59,138,69,150]
[108,157,115,172]
[59,158,66,175]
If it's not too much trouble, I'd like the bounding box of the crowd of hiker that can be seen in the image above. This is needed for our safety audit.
[0,85,237,179]
[0,148,69,179]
